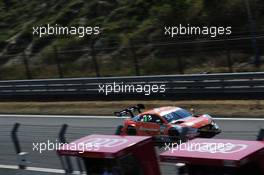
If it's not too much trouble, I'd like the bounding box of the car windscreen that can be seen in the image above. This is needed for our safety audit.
[132,115,141,121]
[163,109,192,123]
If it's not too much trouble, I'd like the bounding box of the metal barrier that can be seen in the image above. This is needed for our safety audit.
[0,72,264,100]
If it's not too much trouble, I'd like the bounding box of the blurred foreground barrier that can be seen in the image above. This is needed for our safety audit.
[57,124,84,174]
[11,123,29,169]
[1,72,264,101]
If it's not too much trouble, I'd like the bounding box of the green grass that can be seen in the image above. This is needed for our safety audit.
[0,100,263,117]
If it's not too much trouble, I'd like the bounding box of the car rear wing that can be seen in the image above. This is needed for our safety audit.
[114,104,145,118]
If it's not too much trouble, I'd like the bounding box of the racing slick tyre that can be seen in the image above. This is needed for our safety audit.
[199,124,221,138]
[199,132,216,138]
[168,128,180,137]
[168,128,180,142]
[126,126,137,135]
[115,125,124,135]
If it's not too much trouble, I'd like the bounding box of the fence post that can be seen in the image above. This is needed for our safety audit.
[58,124,84,174]
[53,46,64,78]
[11,123,28,169]
[225,40,233,73]
[22,51,32,79]
[129,40,140,76]
[91,44,101,77]
[58,124,73,174]
[177,45,184,74]
[244,0,260,69]
[12,123,21,155]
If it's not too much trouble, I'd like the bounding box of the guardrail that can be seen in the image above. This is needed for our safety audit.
[0,72,264,101]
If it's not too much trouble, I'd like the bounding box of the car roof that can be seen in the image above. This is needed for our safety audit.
[160,138,264,167]
[140,106,182,116]
[57,134,152,158]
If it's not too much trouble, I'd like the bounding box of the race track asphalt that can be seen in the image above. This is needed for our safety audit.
[0,115,263,175]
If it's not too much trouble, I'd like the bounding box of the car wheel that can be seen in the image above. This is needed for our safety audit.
[168,128,180,142]
[199,124,220,138]
[199,132,216,138]
[168,128,180,137]
[115,125,124,135]
[126,126,137,135]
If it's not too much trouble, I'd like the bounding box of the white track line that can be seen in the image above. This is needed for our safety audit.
[0,114,264,121]
[0,114,117,119]
[0,164,64,173]
[0,163,177,174]
[214,118,264,121]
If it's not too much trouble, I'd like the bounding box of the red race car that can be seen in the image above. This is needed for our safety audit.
[115,104,221,142]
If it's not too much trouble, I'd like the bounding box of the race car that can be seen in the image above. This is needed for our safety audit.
[115,104,221,141]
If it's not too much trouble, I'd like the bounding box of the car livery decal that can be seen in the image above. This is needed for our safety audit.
[139,127,159,132]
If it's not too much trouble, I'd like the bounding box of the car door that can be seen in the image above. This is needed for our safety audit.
[138,114,161,136]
